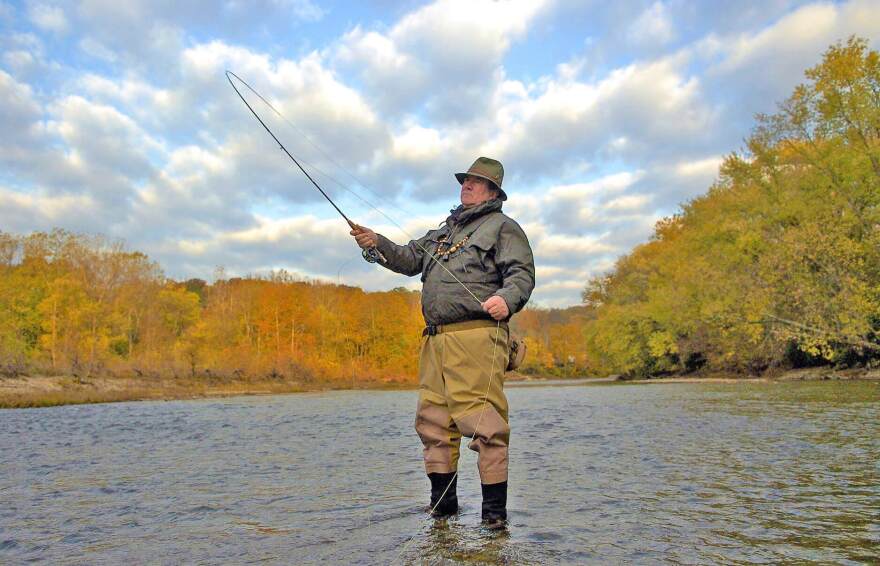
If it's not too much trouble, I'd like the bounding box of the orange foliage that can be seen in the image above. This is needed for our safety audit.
[1,229,590,383]
[0,230,426,384]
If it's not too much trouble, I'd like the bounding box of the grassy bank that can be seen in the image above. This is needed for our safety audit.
[0,374,413,409]
[3,366,877,409]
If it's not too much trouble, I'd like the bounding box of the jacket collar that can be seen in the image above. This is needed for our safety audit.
[445,198,503,228]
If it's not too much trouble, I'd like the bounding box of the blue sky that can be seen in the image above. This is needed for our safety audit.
[1,0,878,307]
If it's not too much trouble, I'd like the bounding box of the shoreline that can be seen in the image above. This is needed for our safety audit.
[0,375,414,410]
[2,366,877,409]
[626,366,880,384]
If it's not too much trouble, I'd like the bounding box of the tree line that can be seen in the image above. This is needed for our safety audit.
[0,228,582,382]
[580,37,880,377]
[0,229,423,382]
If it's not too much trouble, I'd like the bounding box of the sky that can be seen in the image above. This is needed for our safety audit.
[1,0,879,308]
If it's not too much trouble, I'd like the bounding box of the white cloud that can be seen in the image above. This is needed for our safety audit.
[3,50,36,71]
[548,172,643,200]
[390,125,447,163]
[142,213,381,284]
[78,37,117,62]
[271,0,323,22]
[77,73,175,123]
[702,0,880,122]
[28,3,69,34]
[537,234,614,259]
[714,3,839,73]
[334,0,549,119]
[50,95,163,178]
[225,215,341,245]
[0,69,42,131]
[628,1,675,46]
[493,53,717,178]
[537,279,589,293]
[335,28,414,85]
[536,265,566,279]
[496,167,667,306]
[0,186,102,234]
[0,32,60,80]
[604,194,653,212]
[675,156,723,179]
[177,42,386,170]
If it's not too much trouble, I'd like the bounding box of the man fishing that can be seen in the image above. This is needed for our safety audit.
[226,74,534,527]
[350,157,535,528]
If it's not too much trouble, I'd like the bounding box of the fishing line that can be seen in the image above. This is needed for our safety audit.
[225,70,485,306]
[226,72,347,219]
[226,70,512,547]
[225,70,419,224]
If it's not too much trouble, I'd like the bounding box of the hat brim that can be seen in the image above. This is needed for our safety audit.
[455,172,507,201]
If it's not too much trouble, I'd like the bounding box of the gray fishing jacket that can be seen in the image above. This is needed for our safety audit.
[374,199,535,326]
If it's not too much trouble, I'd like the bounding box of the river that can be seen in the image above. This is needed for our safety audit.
[1,381,877,564]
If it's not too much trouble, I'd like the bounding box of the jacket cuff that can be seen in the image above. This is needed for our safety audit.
[374,234,398,265]
[493,290,517,316]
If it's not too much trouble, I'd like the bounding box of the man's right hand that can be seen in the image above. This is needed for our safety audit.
[350,224,378,249]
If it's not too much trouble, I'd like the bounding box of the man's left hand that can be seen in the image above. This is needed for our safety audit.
[481,296,509,321]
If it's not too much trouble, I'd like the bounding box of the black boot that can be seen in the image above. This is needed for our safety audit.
[428,472,458,517]
[481,481,508,529]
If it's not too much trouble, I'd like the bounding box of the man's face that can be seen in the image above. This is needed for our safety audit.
[460,175,496,207]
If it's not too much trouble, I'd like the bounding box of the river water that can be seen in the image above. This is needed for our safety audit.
[1,381,878,565]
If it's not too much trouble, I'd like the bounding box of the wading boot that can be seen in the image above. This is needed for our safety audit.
[428,472,458,518]
[481,481,507,530]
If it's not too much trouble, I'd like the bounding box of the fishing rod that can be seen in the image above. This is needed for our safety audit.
[225,70,386,264]
[224,70,483,306]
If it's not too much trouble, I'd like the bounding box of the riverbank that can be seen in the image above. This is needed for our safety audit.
[627,366,880,384]
[0,374,412,409]
[513,365,880,385]
[2,366,877,409]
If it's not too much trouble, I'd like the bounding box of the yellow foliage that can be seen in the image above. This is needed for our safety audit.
[577,37,880,376]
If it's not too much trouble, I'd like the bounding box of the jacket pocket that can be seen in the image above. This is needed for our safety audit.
[441,231,497,282]
[420,234,451,282]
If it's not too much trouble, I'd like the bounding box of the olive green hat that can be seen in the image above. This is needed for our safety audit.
[455,156,507,201]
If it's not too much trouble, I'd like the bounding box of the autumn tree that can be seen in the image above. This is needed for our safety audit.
[580,37,880,377]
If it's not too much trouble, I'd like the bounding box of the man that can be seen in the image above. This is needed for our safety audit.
[350,157,535,528]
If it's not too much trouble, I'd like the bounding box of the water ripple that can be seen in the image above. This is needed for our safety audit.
[0,382,877,564]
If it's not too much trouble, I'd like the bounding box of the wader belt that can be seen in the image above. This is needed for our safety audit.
[423,319,506,336]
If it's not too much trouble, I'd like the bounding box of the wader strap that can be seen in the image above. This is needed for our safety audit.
[423,319,506,336]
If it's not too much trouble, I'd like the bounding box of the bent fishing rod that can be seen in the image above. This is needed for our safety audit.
[225,70,386,264]
[225,70,486,308]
